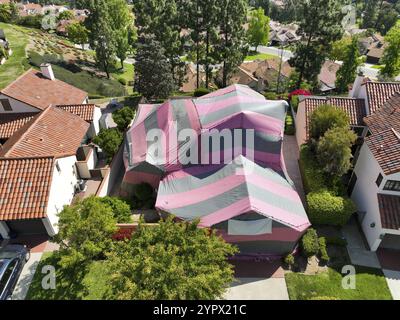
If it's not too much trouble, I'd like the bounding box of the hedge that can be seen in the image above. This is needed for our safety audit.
[299,145,327,194]
[307,191,356,226]
[301,228,319,257]
[264,92,278,100]
[194,87,211,97]
[285,113,295,135]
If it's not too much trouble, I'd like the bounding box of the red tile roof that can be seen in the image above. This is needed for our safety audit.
[0,106,89,158]
[57,104,96,122]
[303,97,367,139]
[0,157,54,220]
[0,113,35,140]
[1,69,88,111]
[365,81,400,114]
[364,92,400,134]
[365,128,400,175]
[378,194,400,230]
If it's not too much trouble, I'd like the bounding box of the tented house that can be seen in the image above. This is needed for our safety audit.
[122,85,310,257]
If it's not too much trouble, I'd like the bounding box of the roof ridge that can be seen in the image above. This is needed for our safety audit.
[0,155,55,161]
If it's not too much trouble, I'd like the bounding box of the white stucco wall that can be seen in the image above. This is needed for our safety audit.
[351,144,385,250]
[76,147,97,179]
[45,156,79,235]
[0,94,39,113]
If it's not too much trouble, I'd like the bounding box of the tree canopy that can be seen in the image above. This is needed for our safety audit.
[335,37,361,93]
[105,217,237,300]
[112,106,135,131]
[93,128,123,162]
[380,21,400,79]
[247,8,270,51]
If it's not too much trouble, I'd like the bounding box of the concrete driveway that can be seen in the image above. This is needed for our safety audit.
[224,277,289,300]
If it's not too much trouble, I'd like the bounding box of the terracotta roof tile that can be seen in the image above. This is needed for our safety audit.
[0,157,54,220]
[1,69,88,111]
[364,92,400,134]
[57,104,96,122]
[365,128,400,175]
[365,81,400,114]
[303,97,367,139]
[0,106,89,158]
[378,194,400,230]
[0,113,35,140]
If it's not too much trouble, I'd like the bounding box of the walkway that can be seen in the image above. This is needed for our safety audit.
[342,217,381,269]
[282,135,306,205]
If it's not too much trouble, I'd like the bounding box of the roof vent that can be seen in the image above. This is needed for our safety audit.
[40,63,55,81]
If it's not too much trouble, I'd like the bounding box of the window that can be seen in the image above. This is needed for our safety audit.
[376,173,383,187]
[0,99,12,111]
[383,180,400,192]
[55,161,61,174]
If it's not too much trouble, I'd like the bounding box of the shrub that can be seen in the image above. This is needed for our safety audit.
[17,15,43,29]
[290,95,299,112]
[264,92,278,100]
[318,237,329,263]
[93,128,123,163]
[98,197,132,223]
[284,253,295,268]
[307,191,356,226]
[112,106,135,131]
[285,114,295,135]
[301,228,319,257]
[194,87,211,97]
[299,145,327,194]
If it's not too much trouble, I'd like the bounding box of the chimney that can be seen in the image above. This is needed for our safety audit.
[40,63,55,81]
[349,71,365,98]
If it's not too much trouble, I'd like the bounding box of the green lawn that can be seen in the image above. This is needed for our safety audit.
[26,252,110,300]
[110,62,134,95]
[285,266,392,300]
[244,52,277,61]
[0,23,30,89]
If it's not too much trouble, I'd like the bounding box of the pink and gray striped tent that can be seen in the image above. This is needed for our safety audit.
[122,85,310,256]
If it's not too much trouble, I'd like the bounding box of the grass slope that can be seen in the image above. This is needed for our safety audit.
[0,23,30,89]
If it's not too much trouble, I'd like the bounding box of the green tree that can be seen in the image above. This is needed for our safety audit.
[112,106,135,131]
[375,2,400,35]
[362,0,379,29]
[316,126,357,177]
[335,37,361,93]
[54,196,118,269]
[57,10,75,21]
[67,22,89,50]
[85,0,116,78]
[247,8,270,52]
[329,36,352,61]
[289,0,344,88]
[215,0,248,87]
[0,4,11,22]
[380,21,400,79]
[134,37,175,100]
[105,217,237,300]
[93,128,123,162]
[309,104,350,141]
[108,0,134,69]
[98,196,132,223]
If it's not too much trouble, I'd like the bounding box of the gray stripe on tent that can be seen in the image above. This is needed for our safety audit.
[232,240,297,254]
[171,100,193,134]
[214,213,292,230]
[143,105,165,172]
[199,102,285,126]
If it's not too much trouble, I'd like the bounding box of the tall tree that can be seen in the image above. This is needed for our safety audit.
[105,217,237,300]
[215,0,248,87]
[247,8,270,52]
[335,37,361,93]
[85,0,116,78]
[362,0,379,29]
[108,0,135,69]
[67,22,89,50]
[134,36,175,100]
[379,21,400,79]
[289,0,344,88]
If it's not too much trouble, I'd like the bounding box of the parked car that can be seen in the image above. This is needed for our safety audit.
[0,244,30,300]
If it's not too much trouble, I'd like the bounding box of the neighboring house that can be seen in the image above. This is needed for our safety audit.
[17,3,43,16]
[318,60,341,93]
[269,21,300,46]
[180,64,206,93]
[42,4,68,15]
[0,64,101,138]
[366,35,385,64]
[295,96,367,146]
[216,65,259,91]
[350,92,400,251]
[122,85,310,257]
[0,106,96,239]
[56,15,86,36]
